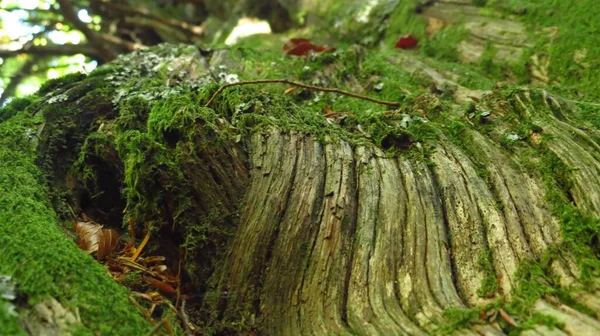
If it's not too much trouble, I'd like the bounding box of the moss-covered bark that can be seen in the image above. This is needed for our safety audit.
[2,0,600,335]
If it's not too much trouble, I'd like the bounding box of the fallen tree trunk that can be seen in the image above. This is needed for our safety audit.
[1,1,600,335]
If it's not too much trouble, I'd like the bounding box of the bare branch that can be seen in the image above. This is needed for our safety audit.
[0,57,37,105]
[99,0,204,36]
[0,7,59,14]
[56,0,117,62]
[99,33,147,52]
[0,44,101,59]
[204,79,400,108]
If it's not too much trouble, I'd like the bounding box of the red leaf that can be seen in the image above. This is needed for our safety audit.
[395,34,419,49]
[283,38,335,56]
[143,276,177,295]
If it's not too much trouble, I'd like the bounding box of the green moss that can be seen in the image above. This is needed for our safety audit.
[575,101,600,130]
[0,108,151,334]
[0,300,24,336]
[479,43,501,78]
[531,147,600,281]
[439,257,562,334]
[73,131,118,192]
[436,306,482,334]
[88,65,117,78]
[521,313,564,331]
[422,27,468,63]
[508,257,557,317]
[118,271,143,288]
[477,249,499,298]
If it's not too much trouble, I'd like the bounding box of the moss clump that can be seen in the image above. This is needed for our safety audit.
[575,101,600,131]
[34,76,117,222]
[534,147,600,281]
[436,307,482,334]
[38,72,87,95]
[0,97,35,122]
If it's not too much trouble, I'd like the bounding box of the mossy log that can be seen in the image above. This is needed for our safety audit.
[2,1,600,335]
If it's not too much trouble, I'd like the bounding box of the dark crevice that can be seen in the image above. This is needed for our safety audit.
[412,164,445,312]
[464,138,524,265]
[451,146,507,295]
[426,162,467,306]
[390,159,426,333]
[365,155,382,319]
[295,141,328,331]
[340,149,359,328]
[252,134,300,319]
[497,175,536,259]
[396,159,427,328]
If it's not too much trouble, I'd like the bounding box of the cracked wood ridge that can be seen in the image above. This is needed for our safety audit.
[214,100,600,335]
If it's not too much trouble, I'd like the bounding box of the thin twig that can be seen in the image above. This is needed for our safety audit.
[204,79,399,108]
[175,248,183,308]
[180,300,193,336]
[165,300,193,336]
[144,314,173,336]
[499,308,518,328]
[131,230,151,262]
[129,296,155,326]
[66,203,78,222]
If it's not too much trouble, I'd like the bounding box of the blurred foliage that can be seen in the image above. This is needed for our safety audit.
[0,0,298,105]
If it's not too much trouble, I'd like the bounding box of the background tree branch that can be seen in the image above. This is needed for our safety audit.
[0,44,101,59]
[56,0,117,62]
[0,56,37,105]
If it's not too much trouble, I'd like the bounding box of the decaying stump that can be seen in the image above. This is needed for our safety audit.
[2,1,600,335]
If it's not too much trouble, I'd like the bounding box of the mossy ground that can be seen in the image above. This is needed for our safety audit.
[487,0,600,101]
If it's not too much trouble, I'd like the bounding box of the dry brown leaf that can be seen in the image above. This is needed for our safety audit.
[74,222,120,261]
[97,228,120,261]
[74,222,102,254]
